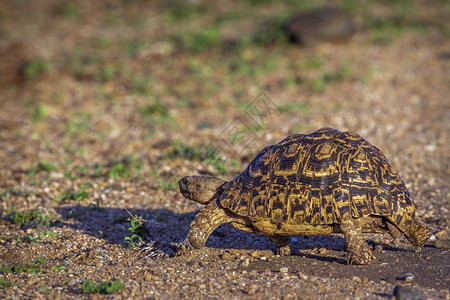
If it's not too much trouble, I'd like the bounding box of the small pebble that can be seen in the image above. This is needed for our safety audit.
[435,240,450,249]
[319,248,327,254]
[239,258,250,267]
[279,267,289,273]
[298,272,308,280]
[249,250,261,258]
[221,253,234,261]
[393,285,423,300]
[404,273,415,282]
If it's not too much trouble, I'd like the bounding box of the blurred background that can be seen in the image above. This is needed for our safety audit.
[0,0,448,213]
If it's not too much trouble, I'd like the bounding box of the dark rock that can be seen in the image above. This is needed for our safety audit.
[393,285,423,300]
[283,7,355,47]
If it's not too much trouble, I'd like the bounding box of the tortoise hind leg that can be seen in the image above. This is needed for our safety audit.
[386,217,432,247]
[340,218,375,265]
[269,235,291,256]
[387,222,402,239]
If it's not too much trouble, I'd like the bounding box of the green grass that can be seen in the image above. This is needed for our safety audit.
[95,64,116,82]
[276,102,309,114]
[105,156,143,179]
[170,26,222,53]
[23,230,59,243]
[54,2,80,19]
[138,103,168,119]
[23,59,52,81]
[163,2,207,24]
[64,112,91,137]
[1,257,47,275]
[31,104,48,123]
[29,161,57,176]
[80,279,125,294]
[54,190,89,202]
[0,277,12,289]
[0,189,13,200]
[150,170,178,192]
[40,285,53,292]
[0,265,12,274]
[11,210,52,227]
[368,18,426,45]
[169,140,202,161]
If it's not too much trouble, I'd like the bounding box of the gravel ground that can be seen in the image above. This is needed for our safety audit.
[0,0,449,299]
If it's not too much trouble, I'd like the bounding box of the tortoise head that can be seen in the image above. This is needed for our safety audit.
[178,176,227,204]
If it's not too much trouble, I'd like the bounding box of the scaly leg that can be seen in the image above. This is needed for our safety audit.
[176,200,232,255]
[340,218,375,265]
[269,235,291,256]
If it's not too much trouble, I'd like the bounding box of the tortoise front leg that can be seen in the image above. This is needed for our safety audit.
[176,200,232,255]
[340,218,375,265]
[269,235,291,256]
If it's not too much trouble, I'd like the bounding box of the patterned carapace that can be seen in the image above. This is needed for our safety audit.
[220,127,415,230]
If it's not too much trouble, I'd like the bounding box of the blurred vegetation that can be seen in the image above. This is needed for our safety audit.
[1,0,446,192]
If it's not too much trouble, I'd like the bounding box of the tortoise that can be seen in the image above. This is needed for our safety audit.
[177,127,431,264]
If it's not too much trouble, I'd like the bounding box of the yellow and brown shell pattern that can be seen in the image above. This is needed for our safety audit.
[220,127,416,231]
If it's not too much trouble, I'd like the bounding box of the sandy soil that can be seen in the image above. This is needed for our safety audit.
[0,0,449,299]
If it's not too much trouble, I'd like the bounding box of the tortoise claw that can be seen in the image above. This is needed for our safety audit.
[276,244,292,256]
[346,248,375,265]
[174,239,195,256]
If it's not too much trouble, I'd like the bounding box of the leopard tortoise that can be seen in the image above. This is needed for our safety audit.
[177,127,431,264]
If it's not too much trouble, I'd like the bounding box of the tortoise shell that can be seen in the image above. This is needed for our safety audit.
[220,127,415,229]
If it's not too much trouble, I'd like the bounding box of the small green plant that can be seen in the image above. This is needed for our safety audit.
[54,2,79,18]
[31,104,48,123]
[80,279,125,294]
[64,112,91,137]
[24,234,40,242]
[11,210,52,227]
[29,161,57,176]
[54,190,89,202]
[51,265,66,271]
[163,3,207,24]
[170,26,221,52]
[0,277,12,289]
[169,140,202,160]
[40,285,53,292]
[23,59,52,80]
[106,156,143,179]
[95,64,116,82]
[202,145,227,175]
[124,39,147,58]
[138,103,168,119]
[124,212,147,248]
[0,265,12,274]
[9,257,46,275]
[131,75,153,95]
[0,189,12,199]
[150,170,178,192]
[168,141,228,174]
[23,230,59,242]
